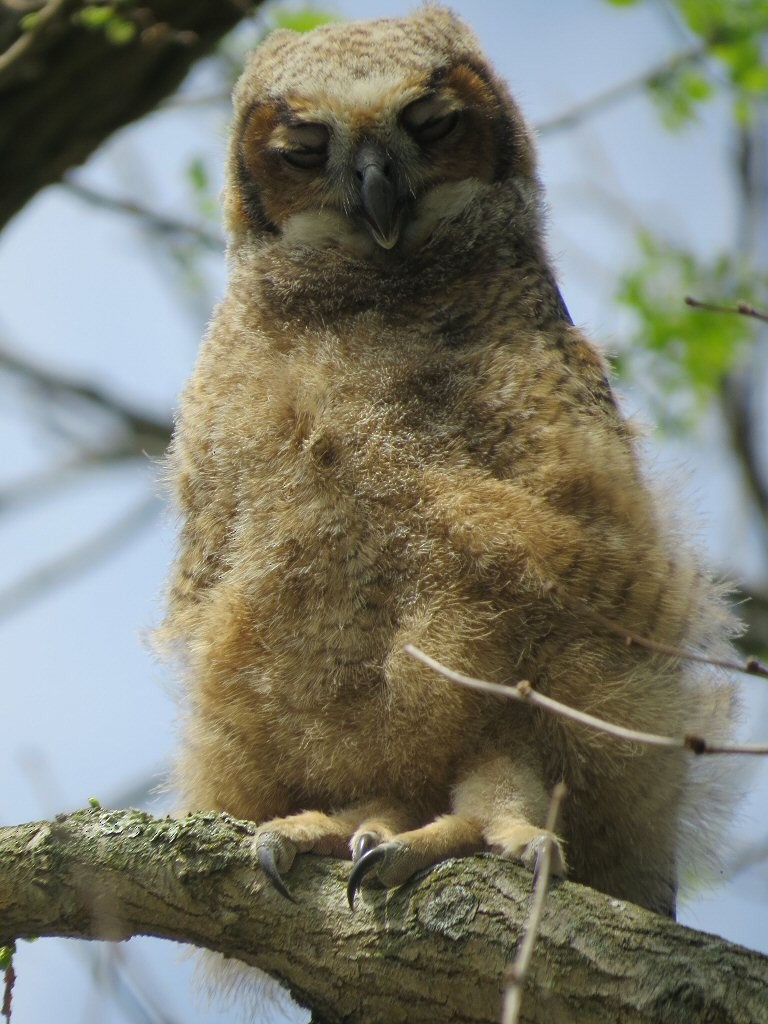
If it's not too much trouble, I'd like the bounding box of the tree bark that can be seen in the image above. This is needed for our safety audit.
[0,0,259,231]
[1,808,766,1024]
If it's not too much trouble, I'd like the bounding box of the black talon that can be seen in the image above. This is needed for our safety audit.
[257,844,296,902]
[347,845,387,909]
[352,831,379,863]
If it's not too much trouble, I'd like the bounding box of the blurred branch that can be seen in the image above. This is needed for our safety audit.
[721,370,768,526]
[536,41,706,135]
[737,587,768,657]
[686,296,768,324]
[1,808,767,1024]
[0,342,172,456]
[0,455,124,514]
[0,493,158,621]
[0,0,261,230]
[64,179,224,251]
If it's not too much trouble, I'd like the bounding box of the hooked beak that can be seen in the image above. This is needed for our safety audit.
[354,144,404,250]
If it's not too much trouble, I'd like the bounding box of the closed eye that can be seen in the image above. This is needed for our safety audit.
[277,121,329,169]
[401,97,461,145]
[281,147,327,169]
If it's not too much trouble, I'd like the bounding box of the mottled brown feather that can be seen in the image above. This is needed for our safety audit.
[158,5,741,926]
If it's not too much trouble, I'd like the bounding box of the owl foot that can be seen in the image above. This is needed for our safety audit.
[254,803,414,901]
[256,834,297,902]
[346,813,484,909]
[487,823,567,881]
[347,841,404,907]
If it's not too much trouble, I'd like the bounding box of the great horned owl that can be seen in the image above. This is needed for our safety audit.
[159,5,739,919]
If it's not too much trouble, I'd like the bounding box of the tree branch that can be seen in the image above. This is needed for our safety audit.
[535,42,706,136]
[0,341,172,456]
[0,0,261,230]
[63,179,224,251]
[1,809,767,1024]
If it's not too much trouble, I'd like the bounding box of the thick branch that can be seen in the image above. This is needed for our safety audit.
[0,0,259,230]
[1,809,766,1024]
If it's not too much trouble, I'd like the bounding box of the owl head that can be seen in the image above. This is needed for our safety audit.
[225,5,540,261]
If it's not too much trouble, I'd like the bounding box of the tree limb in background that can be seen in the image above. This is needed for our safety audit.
[1,808,766,1024]
[0,0,261,231]
[535,42,706,136]
[0,341,172,457]
[63,179,224,252]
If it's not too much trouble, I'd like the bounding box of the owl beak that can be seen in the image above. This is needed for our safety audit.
[354,144,403,250]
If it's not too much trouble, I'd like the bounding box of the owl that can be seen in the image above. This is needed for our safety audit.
[159,4,739,920]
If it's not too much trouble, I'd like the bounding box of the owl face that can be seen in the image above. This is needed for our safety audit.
[227,7,536,259]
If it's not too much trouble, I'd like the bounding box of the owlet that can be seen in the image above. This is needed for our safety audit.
[159,4,740,919]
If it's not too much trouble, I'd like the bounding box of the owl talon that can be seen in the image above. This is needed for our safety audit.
[257,843,296,902]
[352,830,380,863]
[347,845,387,909]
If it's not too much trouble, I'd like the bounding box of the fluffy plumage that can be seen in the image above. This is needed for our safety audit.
[159,4,739,918]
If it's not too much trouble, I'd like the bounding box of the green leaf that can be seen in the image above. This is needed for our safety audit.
[20,11,40,31]
[76,7,115,30]
[614,232,766,430]
[0,944,14,970]
[187,158,209,194]
[104,16,136,45]
[270,8,338,33]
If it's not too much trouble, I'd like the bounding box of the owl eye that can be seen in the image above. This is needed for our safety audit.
[279,122,329,170]
[402,98,460,145]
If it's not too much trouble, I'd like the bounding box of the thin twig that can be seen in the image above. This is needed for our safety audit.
[535,42,706,136]
[578,600,768,681]
[502,782,567,1024]
[63,180,224,252]
[0,494,158,622]
[685,295,768,324]
[1,957,14,1024]
[404,646,768,756]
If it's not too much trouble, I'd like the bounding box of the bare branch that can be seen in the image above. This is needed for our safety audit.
[535,43,706,136]
[502,782,567,1024]
[64,179,224,252]
[573,597,768,681]
[685,296,768,324]
[404,646,768,756]
[1,955,14,1024]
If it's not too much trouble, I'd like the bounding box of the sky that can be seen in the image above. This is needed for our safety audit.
[2,1,767,1022]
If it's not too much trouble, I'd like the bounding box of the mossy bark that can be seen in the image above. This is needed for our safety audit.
[0,0,259,230]
[1,808,766,1023]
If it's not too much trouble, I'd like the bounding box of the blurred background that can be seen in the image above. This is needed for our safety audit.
[1,0,767,1021]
